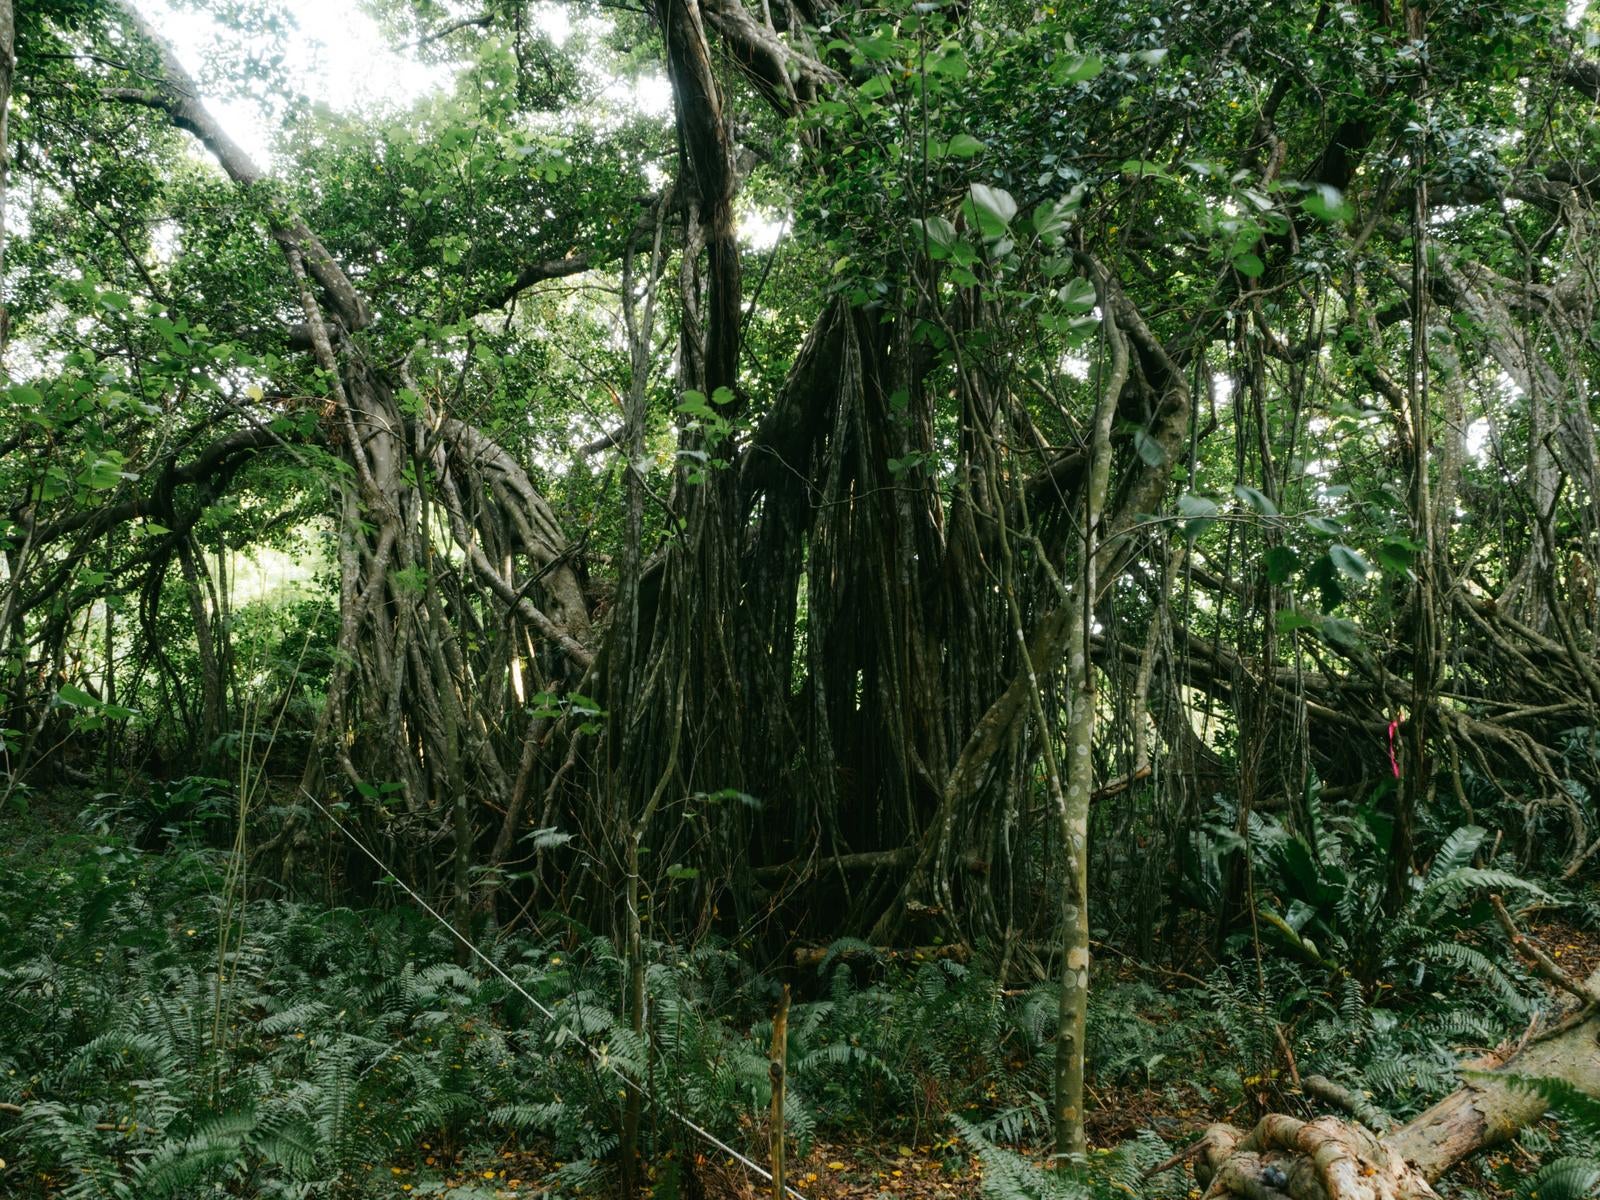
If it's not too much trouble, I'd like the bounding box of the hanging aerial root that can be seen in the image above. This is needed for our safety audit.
[1195,1117,1438,1200]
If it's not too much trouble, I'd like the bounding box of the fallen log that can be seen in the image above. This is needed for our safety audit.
[1192,967,1600,1198]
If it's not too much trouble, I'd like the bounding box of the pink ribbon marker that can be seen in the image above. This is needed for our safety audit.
[1387,719,1401,778]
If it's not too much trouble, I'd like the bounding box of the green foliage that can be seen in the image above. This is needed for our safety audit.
[950,1115,1176,1200]
[1192,779,1546,1005]
[1502,1077,1600,1199]
[0,813,1075,1196]
[0,820,593,1197]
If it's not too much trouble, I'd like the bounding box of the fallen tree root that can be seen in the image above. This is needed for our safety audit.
[1192,970,1600,1198]
[1196,1115,1435,1200]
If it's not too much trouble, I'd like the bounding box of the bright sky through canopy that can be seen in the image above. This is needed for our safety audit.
[146,0,456,166]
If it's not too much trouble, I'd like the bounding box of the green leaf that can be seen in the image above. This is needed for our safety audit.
[1232,252,1265,278]
[1056,277,1097,313]
[56,684,98,708]
[1376,537,1419,575]
[1132,428,1166,466]
[1263,545,1298,585]
[935,133,986,160]
[1306,554,1344,608]
[1032,190,1083,241]
[1329,544,1371,583]
[1320,616,1362,649]
[79,453,132,491]
[666,864,700,881]
[1177,493,1218,540]
[1120,158,1172,180]
[929,45,969,78]
[676,390,714,418]
[919,215,959,252]
[1233,484,1278,515]
[1053,53,1104,83]
[1301,184,1354,223]
[1276,611,1318,634]
[966,183,1017,236]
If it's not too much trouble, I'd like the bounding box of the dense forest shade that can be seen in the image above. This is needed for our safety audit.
[5,0,1600,1197]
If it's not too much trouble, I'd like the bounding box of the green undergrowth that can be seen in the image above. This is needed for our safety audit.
[0,792,1595,1200]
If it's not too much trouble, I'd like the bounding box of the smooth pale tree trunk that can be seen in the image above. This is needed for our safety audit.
[1054,278,1128,1159]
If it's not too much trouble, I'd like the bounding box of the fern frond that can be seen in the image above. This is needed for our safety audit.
[1517,1156,1600,1200]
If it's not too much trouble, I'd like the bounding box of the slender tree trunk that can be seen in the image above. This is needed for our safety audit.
[769,986,789,1200]
[621,836,646,1200]
[1054,280,1128,1159]
[1392,134,1436,914]
[177,538,225,765]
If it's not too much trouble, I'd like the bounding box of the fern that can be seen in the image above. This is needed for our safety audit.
[1518,1158,1600,1200]
[1508,1076,1600,1140]
[1416,866,1549,913]
[1428,825,1487,877]
[950,1114,1091,1200]
[133,1110,257,1198]
[1417,941,1529,1013]
[260,1000,333,1036]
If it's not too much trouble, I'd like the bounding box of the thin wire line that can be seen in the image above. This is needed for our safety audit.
[300,789,809,1200]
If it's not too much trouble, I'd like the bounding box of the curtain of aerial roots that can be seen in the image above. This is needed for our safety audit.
[729,294,1060,955]
[1120,232,1600,895]
[598,281,1073,954]
[273,320,597,917]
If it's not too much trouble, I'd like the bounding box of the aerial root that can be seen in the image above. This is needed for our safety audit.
[1194,1116,1439,1200]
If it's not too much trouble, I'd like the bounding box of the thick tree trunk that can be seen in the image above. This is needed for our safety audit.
[1386,1003,1600,1182]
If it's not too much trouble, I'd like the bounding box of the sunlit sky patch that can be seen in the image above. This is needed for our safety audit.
[144,0,463,165]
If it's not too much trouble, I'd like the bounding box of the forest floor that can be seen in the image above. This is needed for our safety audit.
[3,793,1596,1200]
[383,919,1600,1200]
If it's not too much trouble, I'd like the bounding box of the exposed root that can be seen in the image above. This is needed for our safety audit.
[1195,1117,1437,1200]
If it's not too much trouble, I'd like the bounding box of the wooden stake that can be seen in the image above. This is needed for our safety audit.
[769,984,790,1200]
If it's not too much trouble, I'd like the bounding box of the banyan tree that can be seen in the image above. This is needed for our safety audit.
[6,0,1600,1185]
